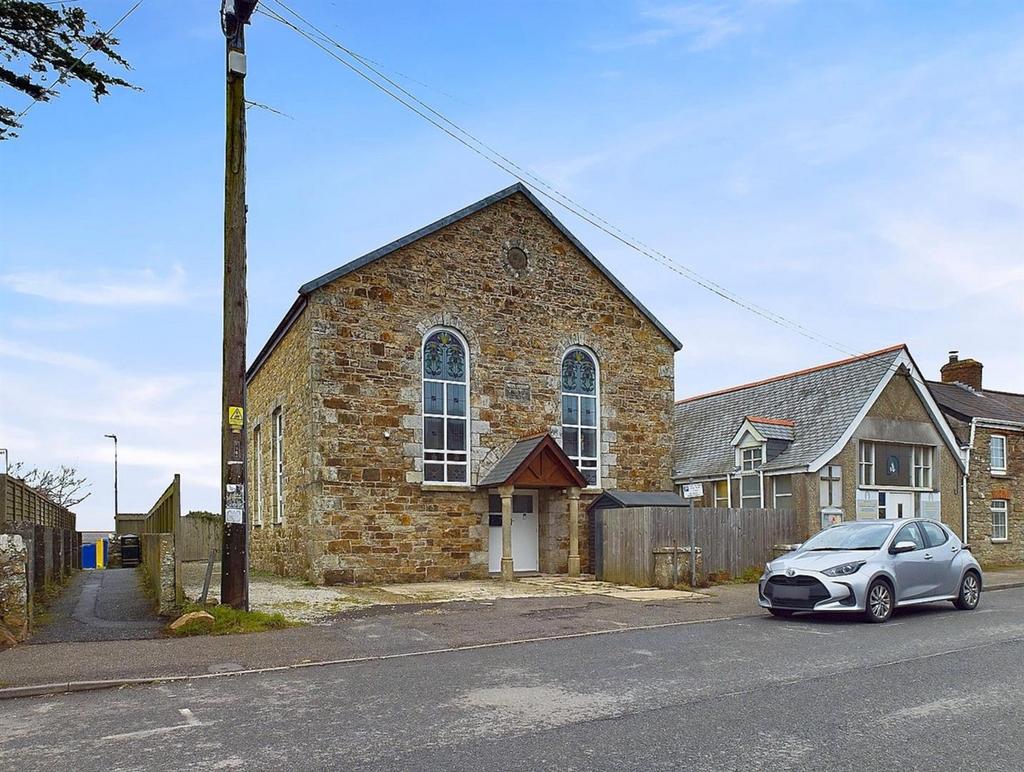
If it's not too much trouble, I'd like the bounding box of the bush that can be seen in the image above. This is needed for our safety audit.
[168,603,297,636]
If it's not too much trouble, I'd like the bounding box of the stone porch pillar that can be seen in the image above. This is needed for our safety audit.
[567,486,581,577]
[499,484,515,581]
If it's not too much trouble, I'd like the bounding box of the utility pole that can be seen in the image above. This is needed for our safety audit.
[220,0,257,610]
[104,434,118,524]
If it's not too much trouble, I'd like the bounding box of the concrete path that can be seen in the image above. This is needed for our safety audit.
[3,586,1023,770]
[28,569,164,645]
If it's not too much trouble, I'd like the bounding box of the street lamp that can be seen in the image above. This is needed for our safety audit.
[104,434,118,524]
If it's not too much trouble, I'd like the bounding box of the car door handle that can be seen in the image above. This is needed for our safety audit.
[923,554,933,560]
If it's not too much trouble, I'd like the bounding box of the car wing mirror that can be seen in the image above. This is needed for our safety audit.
[891,540,916,554]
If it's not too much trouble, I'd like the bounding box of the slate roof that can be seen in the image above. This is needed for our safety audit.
[747,417,796,442]
[587,491,689,511]
[673,345,906,479]
[478,435,548,488]
[248,183,682,380]
[926,381,1024,425]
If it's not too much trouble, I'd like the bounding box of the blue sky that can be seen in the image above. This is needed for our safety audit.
[1,0,1022,530]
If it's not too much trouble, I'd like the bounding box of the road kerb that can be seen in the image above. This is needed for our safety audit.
[0,613,739,701]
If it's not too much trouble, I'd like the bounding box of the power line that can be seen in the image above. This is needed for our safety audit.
[257,2,936,392]
[17,0,145,121]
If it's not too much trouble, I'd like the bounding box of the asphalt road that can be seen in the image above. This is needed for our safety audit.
[4,587,1024,771]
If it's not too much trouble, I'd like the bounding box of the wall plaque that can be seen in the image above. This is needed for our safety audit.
[504,382,531,403]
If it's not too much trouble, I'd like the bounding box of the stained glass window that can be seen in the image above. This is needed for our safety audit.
[561,347,599,486]
[422,329,469,483]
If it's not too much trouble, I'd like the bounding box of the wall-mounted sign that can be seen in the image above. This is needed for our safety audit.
[504,382,532,403]
[682,483,704,499]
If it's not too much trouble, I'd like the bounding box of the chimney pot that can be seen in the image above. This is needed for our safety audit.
[948,350,959,363]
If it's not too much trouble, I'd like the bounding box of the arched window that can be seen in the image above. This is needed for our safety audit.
[561,347,599,487]
[422,328,469,484]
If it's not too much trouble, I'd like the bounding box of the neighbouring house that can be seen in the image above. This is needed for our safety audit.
[245,183,681,585]
[672,345,966,540]
[928,352,1024,565]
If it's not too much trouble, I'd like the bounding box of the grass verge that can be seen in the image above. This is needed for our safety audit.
[168,603,299,637]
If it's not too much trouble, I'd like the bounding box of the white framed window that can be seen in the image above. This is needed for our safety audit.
[991,499,1009,541]
[714,480,729,508]
[422,328,470,484]
[253,424,263,526]
[859,442,875,486]
[740,474,762,508]
[820,465,842,509]
[913,446,933,488]
[990,435,1007,474]
[740,446,763,472]
[773,475,793,509]
[273,407,284,523]
[561,347,600,487]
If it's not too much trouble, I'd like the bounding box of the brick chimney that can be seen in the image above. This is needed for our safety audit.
[940,351,983,391]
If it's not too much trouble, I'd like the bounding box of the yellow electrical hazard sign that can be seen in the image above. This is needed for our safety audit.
[228,406,244,431]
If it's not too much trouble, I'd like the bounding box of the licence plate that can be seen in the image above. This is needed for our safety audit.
[773,585,809,600]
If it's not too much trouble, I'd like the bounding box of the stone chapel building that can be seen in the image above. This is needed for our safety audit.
[246,184,681,584]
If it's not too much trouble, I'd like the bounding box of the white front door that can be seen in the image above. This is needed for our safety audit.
[488,491,539,573]
[881,491,915,519]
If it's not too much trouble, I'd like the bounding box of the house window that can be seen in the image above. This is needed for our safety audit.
[773,475,793,509]
[820,465,842,509]
[714,480,729,508]
[913,446,933,488]
[740,474,762,508]
[272,407,284,523]
[859,443,875,486]
[990,435,1007,474]
[859,441,933,488]
[877,491,887,519]
[741,446,763,472]
[561,347,599,487]
[422,328,469,484]
[991,499,1009,541]
[253,424,263,526]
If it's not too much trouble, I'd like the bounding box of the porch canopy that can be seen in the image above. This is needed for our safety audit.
[479,433,587,579]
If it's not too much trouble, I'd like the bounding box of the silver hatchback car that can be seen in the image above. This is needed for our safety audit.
[759,518,982,623]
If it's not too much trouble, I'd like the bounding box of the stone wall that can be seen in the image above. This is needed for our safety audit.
[141,533,180,615]
[248,191,677,583]
[966,425,1023,565]
[0,531,31,643]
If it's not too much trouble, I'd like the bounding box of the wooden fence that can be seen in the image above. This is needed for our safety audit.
[177,514,223,562]
[0,474,77,531]
[141,474,181,535]
[596,506,798,586]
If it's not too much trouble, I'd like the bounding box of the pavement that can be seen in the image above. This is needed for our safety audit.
[3,585,1024,770]
[3,567,1022,697]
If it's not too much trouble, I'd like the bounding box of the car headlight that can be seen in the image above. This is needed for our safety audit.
[763,562,773,575]
[822,561,865,577]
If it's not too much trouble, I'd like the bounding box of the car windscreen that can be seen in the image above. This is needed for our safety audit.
[800,522,894,551]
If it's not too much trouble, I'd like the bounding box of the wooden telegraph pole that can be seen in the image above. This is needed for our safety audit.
[220,0,257,610]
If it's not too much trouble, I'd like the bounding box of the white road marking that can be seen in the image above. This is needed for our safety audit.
[100,708,205,741]
[781,625,832,636]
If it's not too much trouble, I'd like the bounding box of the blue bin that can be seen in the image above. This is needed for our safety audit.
[81,543,97,569]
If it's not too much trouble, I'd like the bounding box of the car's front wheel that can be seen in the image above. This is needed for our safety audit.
[864,579,893,623]
[953,571,981,610]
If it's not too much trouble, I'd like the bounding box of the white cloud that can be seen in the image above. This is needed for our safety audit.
[0,263,189,306]
[598,0,798,51]
[0,337,102,372]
